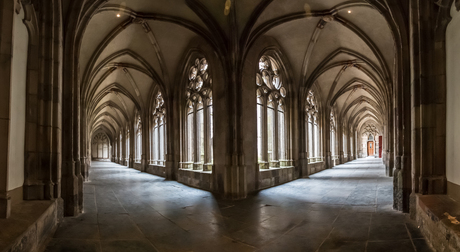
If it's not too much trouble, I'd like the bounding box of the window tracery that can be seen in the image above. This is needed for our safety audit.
[151,91,166,166]
[92,133,109,159]
[183,58,213,171]
[256,56,289,169]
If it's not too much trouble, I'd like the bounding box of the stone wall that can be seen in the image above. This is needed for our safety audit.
[145,165,166,177]
[259,167,295,190]
[177,170,212,191]
[414,194,460,252]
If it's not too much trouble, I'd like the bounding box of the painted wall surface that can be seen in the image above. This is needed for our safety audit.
[7,7,28,190]
[446,3,460,186]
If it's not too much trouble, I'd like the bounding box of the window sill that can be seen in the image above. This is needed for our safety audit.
[179,168,212,174]
[259,166,294,172]
[149,164,166,167]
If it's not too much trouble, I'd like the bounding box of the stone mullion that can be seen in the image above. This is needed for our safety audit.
[129,124,134,168]
[325,110,332,169]
[262,97,268,168]
[152,116,155,164]
[273,100,279,167]
[337,123,344,164]
[163,116,167,165]
[141,113,148,172]
[193,103,199,169]
[307,116,311,160]
[157,119,161,164]
[203,100,209,170]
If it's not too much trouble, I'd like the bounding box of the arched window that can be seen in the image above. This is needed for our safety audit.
[306,91,320,163]
[183,58,213,171]
[91,133,109,160]
[256,56,288,169]
[135,115,142,163]
[151,91,166,166]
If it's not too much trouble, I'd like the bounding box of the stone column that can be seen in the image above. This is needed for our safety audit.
[409,0,449,208]
[0,0,15,218]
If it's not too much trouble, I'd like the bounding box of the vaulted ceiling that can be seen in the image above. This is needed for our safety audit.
[79,0,394,139]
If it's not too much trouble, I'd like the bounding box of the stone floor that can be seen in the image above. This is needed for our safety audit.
[43,158,433,252]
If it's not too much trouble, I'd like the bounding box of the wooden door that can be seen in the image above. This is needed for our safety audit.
[367,141,374,156]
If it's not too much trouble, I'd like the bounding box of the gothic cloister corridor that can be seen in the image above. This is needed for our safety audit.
[44,158,431,252]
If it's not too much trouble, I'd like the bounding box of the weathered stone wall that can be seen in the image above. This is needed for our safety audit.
[259,167,295,190]
[414,194,460,252]
[446,1,460,194]
[145,165,166,178]
[177,170,212,191]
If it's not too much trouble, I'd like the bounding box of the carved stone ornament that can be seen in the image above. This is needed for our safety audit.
[256,56,287,104]
[362,124,378,136]
[187,58,211,102]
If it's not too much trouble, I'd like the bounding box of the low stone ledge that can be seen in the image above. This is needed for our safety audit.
[259,166,295,190]
[146,164,166,177]
[0,199,60,252]
[414,194,460,252]
[177,169,212,191]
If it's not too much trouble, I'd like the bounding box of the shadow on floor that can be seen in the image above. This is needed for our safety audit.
[43,159,433,252]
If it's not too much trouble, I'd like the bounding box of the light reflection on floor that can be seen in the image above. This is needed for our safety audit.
[44,158,432,252]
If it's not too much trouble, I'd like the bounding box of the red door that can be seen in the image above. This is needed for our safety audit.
[379,136,383,158]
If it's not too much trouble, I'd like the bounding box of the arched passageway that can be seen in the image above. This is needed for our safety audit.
[67,0,402,215]
[2,0,457,251]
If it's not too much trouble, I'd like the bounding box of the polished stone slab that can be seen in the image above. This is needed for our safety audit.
[43,158,433,252]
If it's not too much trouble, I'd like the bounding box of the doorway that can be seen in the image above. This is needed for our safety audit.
[367,141,374,156]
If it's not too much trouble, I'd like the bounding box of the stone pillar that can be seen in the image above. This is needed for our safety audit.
[409,0,449,208]
[0,0,15,218]
[141,112,148,172]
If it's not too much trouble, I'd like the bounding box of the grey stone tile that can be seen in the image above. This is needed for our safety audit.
[45,239,101,252]
[367,240,415,252]
[258,234,322,252]
[100,239,158,252]
[44,159,432,252]
[318,240,366,252]
[369,223,410,241]
[328,224,370,241]
[230,226,281,247]
[53,222,100,240]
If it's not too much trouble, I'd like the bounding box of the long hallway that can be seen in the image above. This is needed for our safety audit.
[44,158,431,252]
